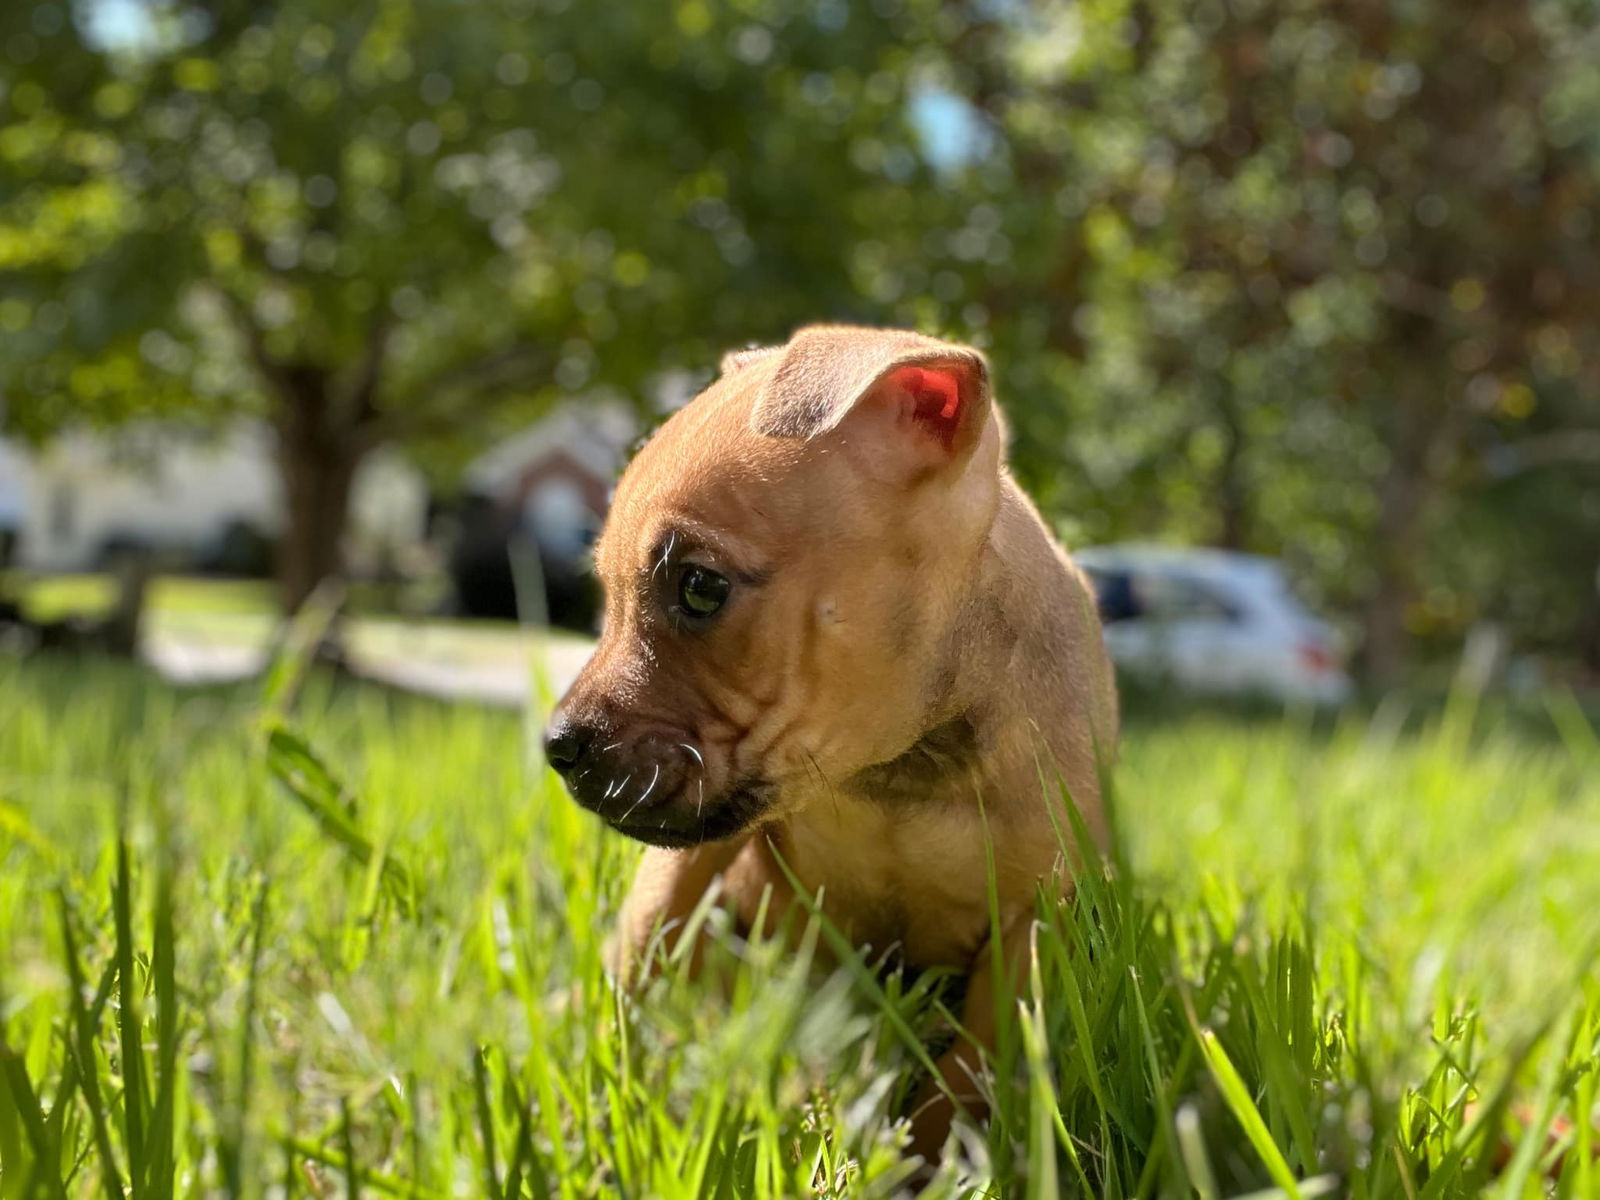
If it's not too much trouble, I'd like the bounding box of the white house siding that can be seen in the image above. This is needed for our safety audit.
[0,422,426,573]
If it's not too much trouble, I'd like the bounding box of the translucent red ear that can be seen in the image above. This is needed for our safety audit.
[887,365,964,451]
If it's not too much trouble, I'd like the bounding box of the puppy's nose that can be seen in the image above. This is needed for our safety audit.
[543,718,593,777]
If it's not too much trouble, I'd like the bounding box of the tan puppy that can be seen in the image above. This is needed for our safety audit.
[544,325,1118,1158]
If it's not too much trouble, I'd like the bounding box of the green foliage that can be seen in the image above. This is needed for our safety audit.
[3,0,1597,654]
[2,658,1598,1196]
[908,0,1600,669]
[1,0,945,609]
[0,0,930,439]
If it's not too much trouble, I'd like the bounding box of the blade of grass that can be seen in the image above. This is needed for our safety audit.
[339,1097,359,1200]
[1017,926,1059,1199]
[0,974,68,1200]
[56,893,125,1200]
[260,578,347,719]
[143,847,178,1200]
[764,849,951,1097]
[1236,954,1321,1173]
[1175,1103,1220,1200]
[471,1047,500,1199]
[1128,962,1192,1200]
[262,724,417,915]
[1190,1025,1303,1200]
[220,877,270,1200]
[113,835,147,1199]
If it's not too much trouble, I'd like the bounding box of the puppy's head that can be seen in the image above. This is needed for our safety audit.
[545,325,1005,847]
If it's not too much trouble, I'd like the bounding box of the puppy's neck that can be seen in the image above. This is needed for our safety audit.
[922,478,1099,770]
[925,490,1041,715]
[843,713,985,807]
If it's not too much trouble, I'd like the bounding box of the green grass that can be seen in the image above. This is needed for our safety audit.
[12,574,279,622]
[11,573,458,629]
[5,572,595,675]
[1,655,1597,1199]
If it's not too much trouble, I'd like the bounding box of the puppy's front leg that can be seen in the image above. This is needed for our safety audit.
[907,913,1035,1166]
[610,837,752,982]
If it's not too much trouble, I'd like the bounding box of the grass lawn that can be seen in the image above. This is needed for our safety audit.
[14,574,282,622]
[1,655,1597,1198]
[12,574,441,624]
[6,574,595,692]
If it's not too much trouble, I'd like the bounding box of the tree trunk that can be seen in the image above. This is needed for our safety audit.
[1212,385,1250,551]
[273,368,368,616]
[1359,411,1434,687]
[1581,558,1600,677]
[103,550,153,657]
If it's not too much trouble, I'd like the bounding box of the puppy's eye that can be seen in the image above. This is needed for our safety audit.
[678,565,731,618]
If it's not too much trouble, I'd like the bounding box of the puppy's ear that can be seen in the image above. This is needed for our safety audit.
[750,326,991,477]
[720,345,782,376]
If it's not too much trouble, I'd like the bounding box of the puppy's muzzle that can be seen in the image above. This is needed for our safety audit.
[544,715,688,818]
[543,713,769,848]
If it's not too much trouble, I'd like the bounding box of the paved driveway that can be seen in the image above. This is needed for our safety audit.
[143,616,596,709]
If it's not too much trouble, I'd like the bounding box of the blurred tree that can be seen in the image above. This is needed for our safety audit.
[919,0,1600,681]
[1,0,934,611]
[6,0,1596,677]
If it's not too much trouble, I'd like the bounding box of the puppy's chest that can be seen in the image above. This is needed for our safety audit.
[779,793,1000,966]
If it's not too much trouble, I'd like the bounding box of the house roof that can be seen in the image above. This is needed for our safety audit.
[463,401,638,496]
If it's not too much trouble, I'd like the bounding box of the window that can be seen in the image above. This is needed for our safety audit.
[1133,573,1239,622]
[1087,568,1143,624]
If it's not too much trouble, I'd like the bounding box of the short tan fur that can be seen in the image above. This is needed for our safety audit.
[546,324,1118,1161]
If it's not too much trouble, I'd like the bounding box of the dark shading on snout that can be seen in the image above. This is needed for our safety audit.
[543,707,771,848]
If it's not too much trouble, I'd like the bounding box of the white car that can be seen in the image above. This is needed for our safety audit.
[1075,545,1352,706]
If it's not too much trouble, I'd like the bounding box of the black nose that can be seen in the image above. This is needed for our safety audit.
[543,719,592,776]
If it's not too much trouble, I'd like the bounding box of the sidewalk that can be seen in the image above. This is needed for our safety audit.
[142,614,596,708]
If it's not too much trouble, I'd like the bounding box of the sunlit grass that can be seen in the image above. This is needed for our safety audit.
[13,573,459,625]
[0,655,1596,1197]
[6,572,595,668]
[13,573,278,622]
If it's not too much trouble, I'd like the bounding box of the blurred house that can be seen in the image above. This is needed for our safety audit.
[0,438,26,571]
[0,422,427,577]
[448,401,636,629]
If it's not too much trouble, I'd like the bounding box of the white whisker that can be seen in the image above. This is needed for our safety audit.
[615,770,656,825]
[652,531,678,581]
[636,763,662,806]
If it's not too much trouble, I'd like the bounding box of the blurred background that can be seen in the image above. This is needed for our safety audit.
[1,0,1597,706]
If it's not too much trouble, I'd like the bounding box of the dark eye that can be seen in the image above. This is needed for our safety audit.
[677,565,731,618]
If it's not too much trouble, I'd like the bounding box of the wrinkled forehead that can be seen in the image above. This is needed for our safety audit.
[595,392,807,580]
